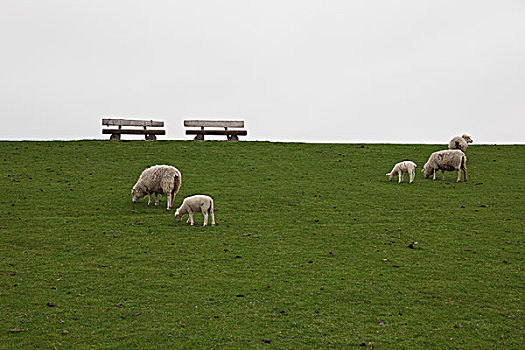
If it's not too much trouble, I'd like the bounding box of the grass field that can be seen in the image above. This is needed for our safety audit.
[1,140,523,349]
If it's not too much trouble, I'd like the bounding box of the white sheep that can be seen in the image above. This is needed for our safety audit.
[423,149,467,182]
[448,134,473,152]
[386,160,417,183]
[132,165,182,210]
[175,195,215,226]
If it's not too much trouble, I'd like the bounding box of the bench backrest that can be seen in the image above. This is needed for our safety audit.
[184,120,244,128]
[102,119,164,127]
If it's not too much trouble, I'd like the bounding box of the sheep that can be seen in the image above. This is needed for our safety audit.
[423,149,467,182]
[448,134,473,152]
[132,165,182,210]
[175,195,215,226]
[386,160,417,183]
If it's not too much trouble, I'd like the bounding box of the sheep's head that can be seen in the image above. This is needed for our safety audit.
[174,209,183,221]
[422,163,433,178]
[462,134,473,143]
[387,173,395,181]
[131,187,147,202]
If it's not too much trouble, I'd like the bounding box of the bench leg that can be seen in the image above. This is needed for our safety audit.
[194,134,204,141]
[145,134,157,141]
[228,134,239,141]
[110,134,121,141]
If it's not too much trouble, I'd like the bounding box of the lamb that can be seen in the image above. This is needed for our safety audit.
[132,165,182,210]
[175,195,215,226]
[448,134,473,152]
[386,160,417,183]
[423,149,467,182]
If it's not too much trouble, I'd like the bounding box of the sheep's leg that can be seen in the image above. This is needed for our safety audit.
[188,211,194,226]
[442,169,446,181]
[155,193,160,206]
[185,210,192,224]
[201,204,210,226]
[432,169,436,180]
[203,209,208,226]
[210,208,215,226]
[166,193,171,210]
[147,192,152,205]
[170,191,176,210]
[399,171,403,183]
[463,166,468,182]
[456,169,461,182]
[409,170,414,183]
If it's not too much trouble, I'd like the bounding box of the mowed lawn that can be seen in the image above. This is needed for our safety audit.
[1,141,523,349]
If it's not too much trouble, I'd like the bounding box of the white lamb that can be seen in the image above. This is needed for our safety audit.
[132,165,182,210]
[386,161,417,183]
[175,195,215,226]
[448,134,473,152]
[423,149,467,182]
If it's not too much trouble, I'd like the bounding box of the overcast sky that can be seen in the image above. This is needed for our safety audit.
[1,0,524,143]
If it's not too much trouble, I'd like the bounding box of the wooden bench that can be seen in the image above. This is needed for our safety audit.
[102,118,166,141]
[184,120,247,141]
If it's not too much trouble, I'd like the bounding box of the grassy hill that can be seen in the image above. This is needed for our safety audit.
[1,140,523,349]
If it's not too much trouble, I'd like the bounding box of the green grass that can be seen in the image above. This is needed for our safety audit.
[1,140,523,349]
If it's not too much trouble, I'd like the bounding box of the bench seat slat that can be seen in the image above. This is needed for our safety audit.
[186,129,247,136]
[184,120,244,128]
[102,119,164,127]
[103,129,166,135]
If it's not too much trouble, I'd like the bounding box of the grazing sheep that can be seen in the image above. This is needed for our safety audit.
[448,134,473,152]
[132,165,182,210]
[386,160,417,183]
[423,149,467,182]
[175,195,215,226]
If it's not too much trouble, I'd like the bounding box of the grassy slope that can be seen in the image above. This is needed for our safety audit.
[0,141,523,349]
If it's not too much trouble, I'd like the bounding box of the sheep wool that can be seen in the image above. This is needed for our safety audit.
[132,165,182,210]
[175,195,215,226]
[448,134,473,152]
[386,160,417,183]
[423,149,467,182]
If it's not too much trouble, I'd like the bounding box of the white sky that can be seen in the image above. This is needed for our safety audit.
[1,0,524,143]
